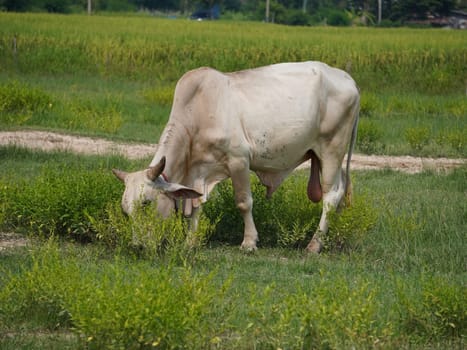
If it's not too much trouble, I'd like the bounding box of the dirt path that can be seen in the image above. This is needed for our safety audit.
[1,130,465,174]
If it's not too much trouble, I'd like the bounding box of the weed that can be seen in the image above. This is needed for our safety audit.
[0,81,53,124]
[0,241,229,349]
[405,127,430,152]
[324,192,378,252]
[142,85,174,107]
[357,118,384,154]
[90,201,214,264]
[0,163,121,240]
[397,275,466,339]
[203,174,321,247]
[234,273,392,349]
[436,129,466,154]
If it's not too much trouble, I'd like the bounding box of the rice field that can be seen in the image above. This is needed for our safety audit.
[0,13,465,94]
[0,13,465,157]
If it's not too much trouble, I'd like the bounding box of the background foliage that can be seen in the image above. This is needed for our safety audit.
[0,0,463,27]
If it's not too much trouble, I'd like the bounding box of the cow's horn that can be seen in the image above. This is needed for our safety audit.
[147,156,166,181]
[112,169,128,182]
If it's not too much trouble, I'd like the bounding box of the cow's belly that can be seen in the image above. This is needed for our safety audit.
[248,123,316,172]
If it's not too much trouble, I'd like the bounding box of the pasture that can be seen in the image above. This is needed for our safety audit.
[0,13,466,349]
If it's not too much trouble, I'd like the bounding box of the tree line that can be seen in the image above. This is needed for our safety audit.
[1,0,464,26]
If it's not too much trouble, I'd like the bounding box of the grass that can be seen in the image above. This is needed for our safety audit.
[0,12,465,349]
[1,14,465,93]
[0,148,465,349]
[0,13,466,157]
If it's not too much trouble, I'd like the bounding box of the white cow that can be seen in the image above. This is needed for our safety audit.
[113,61,360,253]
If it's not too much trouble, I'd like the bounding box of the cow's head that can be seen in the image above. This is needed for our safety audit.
[112,157,202,216]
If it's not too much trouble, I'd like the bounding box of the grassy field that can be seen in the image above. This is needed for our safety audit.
[0,148,465,349]
[0,13,466,349]
[0,13,466,156]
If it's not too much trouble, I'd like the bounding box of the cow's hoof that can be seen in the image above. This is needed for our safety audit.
[306,237,323,254]
[240,240,257,252]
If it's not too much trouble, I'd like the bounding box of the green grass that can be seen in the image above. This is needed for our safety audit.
[0,148,465,349]
[0,13,466,157]
[0,13,465,349]
[1,13,465,93]
[0,73,170,142]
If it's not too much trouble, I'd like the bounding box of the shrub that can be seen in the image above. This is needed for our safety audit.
[357,118,384,154]
[397,276,466,339]
[405,127,430,151]
[239,274,391,349]
[324,192,378,252]
[324,8,352,26]
[0,81,53,124]
[285,10,311,26]
[203,174,321,247]
[0,241,228,349]
[142,86,175,107]
[204,173,375,250]
[90,201,214,264]
[0,165,120,241]
[436,129,466,153]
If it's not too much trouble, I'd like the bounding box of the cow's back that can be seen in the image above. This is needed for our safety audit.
[167,62,359,172]
[226,62,358,170]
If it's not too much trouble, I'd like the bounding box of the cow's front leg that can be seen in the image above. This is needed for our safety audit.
[229,159,258,251]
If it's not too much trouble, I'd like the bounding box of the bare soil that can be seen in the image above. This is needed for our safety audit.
[0,232,28,251]
[1,130,465,250]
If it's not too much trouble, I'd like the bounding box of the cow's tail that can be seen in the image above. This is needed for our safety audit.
[344,106,359,207]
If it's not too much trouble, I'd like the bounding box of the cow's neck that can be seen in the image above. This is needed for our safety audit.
[150,120,192,184]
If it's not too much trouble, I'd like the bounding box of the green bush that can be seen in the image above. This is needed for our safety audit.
[203,174,321,247]
[0,81,53,124]
[397,276,466,339]
[0,241,228,349]
[436,129,466,153]
[357,118,384,154]
[285,9,311,26]
[90,201,214,264]
[307,8,352,26]
[142,86,175,107]
[405,127,430,151]
[0,165,120,240]
[325,192,378,252]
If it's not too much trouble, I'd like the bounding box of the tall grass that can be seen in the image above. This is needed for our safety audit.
[0,13,465,94]
[0,13,465,157]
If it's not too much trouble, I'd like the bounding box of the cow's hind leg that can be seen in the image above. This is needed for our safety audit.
[229,159,259,251]
[306,157,346,253]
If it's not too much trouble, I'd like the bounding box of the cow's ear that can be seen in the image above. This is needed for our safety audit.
[163,183,203,199]
[112,169,128,182]
[147,156,166,181]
